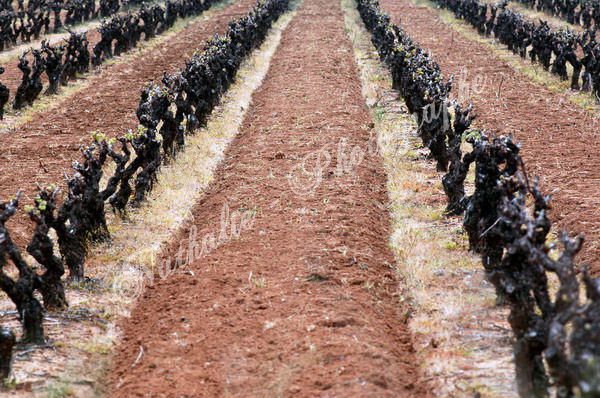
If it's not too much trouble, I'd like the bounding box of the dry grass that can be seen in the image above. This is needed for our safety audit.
[0,5,299,396]
[342,0,517,396]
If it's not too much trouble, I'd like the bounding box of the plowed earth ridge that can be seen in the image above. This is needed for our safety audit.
[108,0,427,395]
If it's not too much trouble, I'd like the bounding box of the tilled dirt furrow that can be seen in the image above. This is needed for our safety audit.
[108,0,425,396]
[381,0,600,268]
[0,0,256,241]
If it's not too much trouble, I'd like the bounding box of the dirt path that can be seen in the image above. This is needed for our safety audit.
[381,0,600,268]
[108,0,426,395]
[0,0,256,241]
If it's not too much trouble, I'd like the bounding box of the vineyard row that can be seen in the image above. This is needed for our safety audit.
[0,0,123,52]
[0,0,289,380]
[0,0,218,115]
[435,0,599,96]
[357,0,600,396]
[513,0,600,29]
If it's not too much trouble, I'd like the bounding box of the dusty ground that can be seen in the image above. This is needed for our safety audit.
[108,0,429,395]
[0,0,256,243]
[381,0,600,269]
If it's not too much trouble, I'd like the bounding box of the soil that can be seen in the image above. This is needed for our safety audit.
[107,0,428,395]
[381,0,600,269]
[0,0,257,243]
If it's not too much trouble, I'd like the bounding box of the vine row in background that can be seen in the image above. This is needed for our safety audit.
[357,0,600,396]
[434,0,600,96]
[513,0,600,29]
[0,0,289,380]
[0,0,214,116]
[0,0,123,52]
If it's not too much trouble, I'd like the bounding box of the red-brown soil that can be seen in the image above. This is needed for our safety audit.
[381,0,600,268]
[0,0,256,242]
[108,0,427,395]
